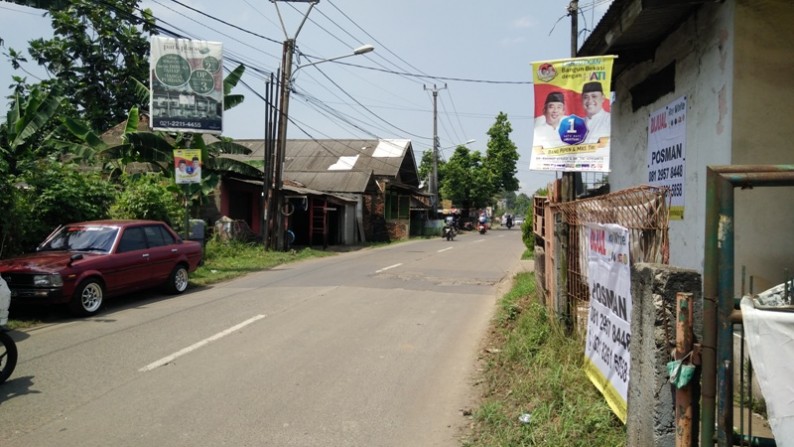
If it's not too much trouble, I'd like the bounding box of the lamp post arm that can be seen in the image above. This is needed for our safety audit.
[296,45,374,71]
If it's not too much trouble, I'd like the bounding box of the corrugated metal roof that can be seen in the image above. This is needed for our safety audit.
[229,177,357,203]
[229,138,419,193]
[287,171,373,193]
[233,139,413,177]
[578,0,715,75]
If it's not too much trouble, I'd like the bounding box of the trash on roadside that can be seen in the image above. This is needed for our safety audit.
[519,413,532,424]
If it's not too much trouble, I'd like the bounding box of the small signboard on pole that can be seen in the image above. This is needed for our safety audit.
[174,149,202,185]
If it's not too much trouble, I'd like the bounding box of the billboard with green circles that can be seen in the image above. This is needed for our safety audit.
[150,37,224,134]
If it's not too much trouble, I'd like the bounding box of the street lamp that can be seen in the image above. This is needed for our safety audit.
[296,44,374,70]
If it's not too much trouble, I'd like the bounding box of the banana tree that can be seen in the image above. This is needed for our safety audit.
[59,64,263,209]
[0,86,63,176]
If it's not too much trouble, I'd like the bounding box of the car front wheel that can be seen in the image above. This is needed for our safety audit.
[69,279,104,317]
[166,265,189,294]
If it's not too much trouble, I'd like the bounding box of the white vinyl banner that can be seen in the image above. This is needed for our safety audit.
[647,95,687,219]
[583,223,632,423]
[740,296,794,443]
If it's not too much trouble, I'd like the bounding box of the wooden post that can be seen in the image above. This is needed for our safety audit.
[676,292,694,446]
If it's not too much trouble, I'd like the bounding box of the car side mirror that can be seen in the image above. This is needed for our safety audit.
[68,253,84,267]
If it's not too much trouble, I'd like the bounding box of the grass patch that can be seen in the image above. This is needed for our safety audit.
[463,272,626,446]
[190,239,336,286]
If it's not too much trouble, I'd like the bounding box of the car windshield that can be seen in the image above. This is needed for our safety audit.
[39,226,119,253]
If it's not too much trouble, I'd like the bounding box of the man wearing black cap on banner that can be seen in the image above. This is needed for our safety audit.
[581,81,611,144]
[533,91,566,148]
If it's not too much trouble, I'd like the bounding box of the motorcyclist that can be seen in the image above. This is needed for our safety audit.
[478,211,488,233]
[442,214,457,240]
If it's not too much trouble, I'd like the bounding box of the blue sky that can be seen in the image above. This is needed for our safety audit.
[0,0,611,195]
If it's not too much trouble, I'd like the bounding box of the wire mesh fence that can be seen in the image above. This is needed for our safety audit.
[554,185,671,332]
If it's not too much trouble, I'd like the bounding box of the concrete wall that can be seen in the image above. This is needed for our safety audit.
[628,264,702,447]
[731,0,794,293]
[610,0,794,293]
[609,3,734,275]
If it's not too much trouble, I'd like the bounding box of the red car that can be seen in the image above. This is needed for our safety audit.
[0,220,203,317]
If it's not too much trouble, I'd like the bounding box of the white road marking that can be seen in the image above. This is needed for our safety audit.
[473,239,486,243]
[437,247,453,253]
[375,263,402,273]
[140,314,266,372]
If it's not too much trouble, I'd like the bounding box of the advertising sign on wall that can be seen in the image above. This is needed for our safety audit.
[583,223,632,423]
[529,56,616,172]
[150,36,224,134]
[174,149,202,185]
[647,95,687,220]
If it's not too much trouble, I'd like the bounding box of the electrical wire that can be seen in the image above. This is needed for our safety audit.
[331,61,533,85]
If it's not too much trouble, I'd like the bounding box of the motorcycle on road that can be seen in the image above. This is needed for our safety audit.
[442,216,457,241]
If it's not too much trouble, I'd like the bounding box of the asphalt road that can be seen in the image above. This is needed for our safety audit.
[0,227,528,447]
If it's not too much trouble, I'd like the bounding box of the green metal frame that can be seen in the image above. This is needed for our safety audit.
[703,165,794,446]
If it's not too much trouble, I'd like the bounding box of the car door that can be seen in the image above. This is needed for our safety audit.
[106,226,151,294]
[142,224,179,284]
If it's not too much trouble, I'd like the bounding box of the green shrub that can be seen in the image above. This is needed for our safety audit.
[4,159,115,256]
[521,213,534,253]
[110,173,185,231]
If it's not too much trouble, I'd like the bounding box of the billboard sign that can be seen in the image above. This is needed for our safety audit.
[150,37,223,134]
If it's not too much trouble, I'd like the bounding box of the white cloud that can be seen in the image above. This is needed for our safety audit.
[500,36,527,46]
[512,16,535,29]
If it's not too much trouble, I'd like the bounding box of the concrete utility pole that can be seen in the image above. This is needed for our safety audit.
[270,0,316,251]
[424,83,447,219]
[564,0,579,202]
[273,39,295,250]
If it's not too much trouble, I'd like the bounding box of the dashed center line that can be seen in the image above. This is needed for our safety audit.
[375,263,402,273]
[140,314,266,372]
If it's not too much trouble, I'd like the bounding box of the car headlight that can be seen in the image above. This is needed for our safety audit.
[33,274,63,287]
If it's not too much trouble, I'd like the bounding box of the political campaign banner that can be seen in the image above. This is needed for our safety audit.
[150,36,223,134]
[530,56,616,172]
[174,149,202,184]
[647,95,687,220]
[583,223,631,423]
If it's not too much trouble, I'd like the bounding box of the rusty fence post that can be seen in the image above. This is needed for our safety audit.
[676,292,694,447]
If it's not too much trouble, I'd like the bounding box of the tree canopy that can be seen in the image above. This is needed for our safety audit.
[484,112,519,193]
[9,0,157,132]
[438,113,519,211]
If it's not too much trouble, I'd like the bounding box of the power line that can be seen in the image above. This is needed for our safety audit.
[162,0,282,45]
[332,61,533,85]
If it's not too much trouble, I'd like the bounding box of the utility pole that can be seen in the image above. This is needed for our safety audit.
[555,0,581,332]
[424,83,446,219]
[273,38,295,251]
[269,0,316,251]
[565,0,579,202]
